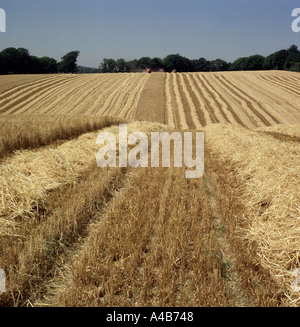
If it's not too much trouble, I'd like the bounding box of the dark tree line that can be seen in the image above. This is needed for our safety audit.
[0,48,80,74]
[99,45,300,73]
[98,55,229,73]
[230,45,300,72]
[0,45,299,75]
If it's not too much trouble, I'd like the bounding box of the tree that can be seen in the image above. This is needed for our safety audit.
[0,47,18,74]
[263,45,300,70]
[0,47,31,74]
[116,58,127,72]
[28,56,42,73]
[39,57,58,73]
[288,45,299,54]
[262,55,273,70]
[290,62,300,72]
[126,59,139,72]
[163,54,192,72]
[99,58,117,73]
[284,45,300,70]
[58,50,80,73]
[266,50,289,70]
[244,55,265,70]
[150,57,163,70]
[284,53,300,70]
[209,59,229,71]
[0,48,59,74]
[137,57,152,69]
[15,48,31,73]
[191,58,210,72]
[229,57,248,71]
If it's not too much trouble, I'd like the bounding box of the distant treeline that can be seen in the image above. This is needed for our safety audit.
[0,45,299,75]
[99,45,300,73]
[0,48,80,74]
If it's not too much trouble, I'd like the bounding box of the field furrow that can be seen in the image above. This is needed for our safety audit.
[240,74,300,124]
[257,75,300,96]
[119,74,149,119]
[171,73,190,129]
[79,74,128,115]
[187,74,213,125]
[191,74,220,124]
[214,74,277,126]
[197,74,232,124]
[168,74,182,128]
[96,75,134,115]
[179,74,202,129]
[199,74,248,127]
[107,74,146,118]
[183,74,206,127]
[6,76,91,115]
[41,76,107,115]
[165,73,176,127]
[61,76,114,115]
[0,75,61,95]
[233,72,300,113]
[208,74,267,127]
[0,76,78,114]
[203,74,252,127]
[57,75,126,115]
[0,75,63,101]
[176,73,199,129]
[96,74,138,116]
[0,74,152,117]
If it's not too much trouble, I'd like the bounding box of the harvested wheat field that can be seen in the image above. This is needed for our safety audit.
[160,71,300,129]
[0,73,149,118]
[0,71,299,307]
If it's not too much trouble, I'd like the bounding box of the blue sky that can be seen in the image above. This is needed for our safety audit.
[0,0,299,67]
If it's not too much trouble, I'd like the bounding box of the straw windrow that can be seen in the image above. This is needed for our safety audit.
[204,123,300,305]
[0,114,127,159]
[0,121,168,234]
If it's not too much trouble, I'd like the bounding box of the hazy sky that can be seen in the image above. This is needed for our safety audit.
[0,0,299,67]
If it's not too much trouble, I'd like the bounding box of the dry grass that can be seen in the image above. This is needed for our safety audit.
[136,72,166,124]
[0,164,127,307]
[0,75,58,94]
[0,121,165,231]
[0,72,299,129]
[0,114,126,158]
[0,74,149,117]
[0,122,170,306]
[255,124,300,139]
[163,71,300,129]
[52,151,229,307]
[0,118,133,229]
[204,124,300,306]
